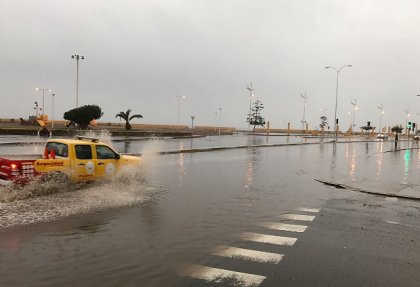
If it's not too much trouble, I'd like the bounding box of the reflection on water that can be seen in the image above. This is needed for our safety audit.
[345,143,357,181]
[404,149,411,183]
[123,141,131,153]
[376,142,384,179]
[245,153,255,191]
[4,136,420,287]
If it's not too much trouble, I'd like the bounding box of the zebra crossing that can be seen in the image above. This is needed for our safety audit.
[183,207,320,286]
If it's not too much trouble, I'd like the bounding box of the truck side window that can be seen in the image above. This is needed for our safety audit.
[46,142,68,158]
[75,145,92,159]
[96,145,118,159]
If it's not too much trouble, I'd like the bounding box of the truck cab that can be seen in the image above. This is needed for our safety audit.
[35,137,141,182]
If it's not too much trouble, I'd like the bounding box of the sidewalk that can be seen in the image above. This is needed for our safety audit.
[316,179,420,200]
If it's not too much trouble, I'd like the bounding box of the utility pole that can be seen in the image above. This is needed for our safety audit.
[301,92,307,134]
[71,54,85,108]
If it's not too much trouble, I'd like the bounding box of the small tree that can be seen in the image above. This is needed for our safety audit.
[115,109,143,130]
[63,105,103,129]
[246,100,265,132]
[391,125,403,140]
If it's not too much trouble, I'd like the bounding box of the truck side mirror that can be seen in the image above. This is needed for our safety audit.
[116,154,120,160]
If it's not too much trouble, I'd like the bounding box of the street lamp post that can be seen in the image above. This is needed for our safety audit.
[71,54,85,108]
[34,102,39,117]
[191,116,195,129]
[218,107,222,136]
[246,82,255,131]
[378,104,384,134]
[174,95,186,125]
[35,88,52,117]
[351,99,357,135]
[325,65,352,141]
[404,109,410,135]
[300,92,307,134]
[51,93,56,128]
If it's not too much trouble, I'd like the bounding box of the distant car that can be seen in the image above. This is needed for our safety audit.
[377,134,388,140]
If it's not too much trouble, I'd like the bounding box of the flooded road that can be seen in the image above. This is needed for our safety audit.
[1,134,420,286]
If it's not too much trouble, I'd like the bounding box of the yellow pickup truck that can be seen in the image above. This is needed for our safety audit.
[0,137,141,184]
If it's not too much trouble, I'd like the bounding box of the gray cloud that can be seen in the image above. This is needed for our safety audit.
[1,0,420,130]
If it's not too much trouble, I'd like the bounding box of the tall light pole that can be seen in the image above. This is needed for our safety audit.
[33,102,39,117]
[300,92,307,134]
[35,88,52,117]
[246,82,255,131]
[71,54,85,108]
[174,95,186,125]
[378,104,384,133]
[404,109,410,135]
[325,65,352,141]
[51,93,56,128]
[351,99,357,134]
[218,107,222,135]
[191,116,195,129]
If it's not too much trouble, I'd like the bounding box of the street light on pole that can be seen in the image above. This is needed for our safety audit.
[300,92,307,134]
[351,99,357,135]
[35,88,52,117]
[325,64,352,141]
[51,93,56,128]
[174,95,186,125]
[246,82,255,131]
[378,104,384,133]
[404,109,410,135]
[71,54,85,108]
[218,107,222,136]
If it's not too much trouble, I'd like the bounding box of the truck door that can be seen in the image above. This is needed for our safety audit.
[95,145,119,178]
[74,144,95,180]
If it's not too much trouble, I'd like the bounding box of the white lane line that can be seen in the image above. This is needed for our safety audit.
[280,213,315,222]
[385,220,420,229]
[213,245,284,264]
[298,208,320,213]
[186,264,266,287]
[242,232,297,246]
[259,222,307,233]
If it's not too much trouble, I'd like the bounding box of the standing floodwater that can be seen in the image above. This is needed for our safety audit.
[1,135,420,287]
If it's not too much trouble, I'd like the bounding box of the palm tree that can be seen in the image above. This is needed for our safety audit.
[391,125,403,140]
[115,109,143,130]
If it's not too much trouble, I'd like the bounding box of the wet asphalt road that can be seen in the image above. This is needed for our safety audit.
[1,136,420,286]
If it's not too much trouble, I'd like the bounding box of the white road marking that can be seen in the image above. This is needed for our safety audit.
[298,208,320,213]
[186,264,266,287]
[259,222,307,232]
[213,245,284,264]
[385,220,420,229]
[280,213,315,222]
[242,232,297,246]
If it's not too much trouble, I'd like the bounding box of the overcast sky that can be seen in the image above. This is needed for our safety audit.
[2,0,420,130]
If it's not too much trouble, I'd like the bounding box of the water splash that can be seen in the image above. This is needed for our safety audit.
[0,165,166,230]
[77,129,113,145]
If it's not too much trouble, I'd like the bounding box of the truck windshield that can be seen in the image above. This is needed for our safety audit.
[96,145,118,159]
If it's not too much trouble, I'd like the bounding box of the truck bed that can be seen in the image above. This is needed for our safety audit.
[0,155,41,181]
